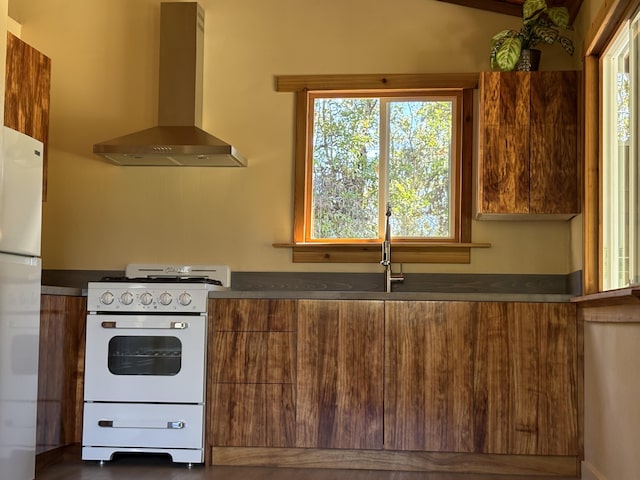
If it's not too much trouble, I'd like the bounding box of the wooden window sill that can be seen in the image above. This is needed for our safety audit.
[571,287,640,308]
[272,242,491,264]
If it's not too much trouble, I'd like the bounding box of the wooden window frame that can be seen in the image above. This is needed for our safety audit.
[274,73,490,263]
[582,0,640,293]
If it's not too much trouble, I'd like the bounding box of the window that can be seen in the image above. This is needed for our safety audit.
[309,91,459,242]
[276,74,478,263]
[602,9,640,290]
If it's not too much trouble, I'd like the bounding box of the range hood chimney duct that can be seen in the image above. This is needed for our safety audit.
[93,2,246,167]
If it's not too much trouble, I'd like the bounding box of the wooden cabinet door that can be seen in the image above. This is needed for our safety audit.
[384,301,475,452]
[37,295,86,453]
[478,71,531,215]
[213,383,295,448]
[209,299,296,448]
[5,33,51,199]
[529,71,579,214]
[473,302,579,455]
[478,71,578,217]
[37,295,67,453]
[5,33,51,140]
[296,300,384,450]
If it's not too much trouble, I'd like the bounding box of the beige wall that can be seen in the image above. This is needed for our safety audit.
[584,319,640,480]
[11,0,577,273]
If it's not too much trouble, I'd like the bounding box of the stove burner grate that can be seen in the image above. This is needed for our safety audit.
[100,276,223,286]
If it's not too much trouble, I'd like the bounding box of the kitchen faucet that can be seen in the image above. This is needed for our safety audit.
[381,203,405,292]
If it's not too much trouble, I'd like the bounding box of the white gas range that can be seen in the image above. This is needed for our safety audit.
[81,264,230,465]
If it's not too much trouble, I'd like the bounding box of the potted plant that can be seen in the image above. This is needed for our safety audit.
[490,0,574,71]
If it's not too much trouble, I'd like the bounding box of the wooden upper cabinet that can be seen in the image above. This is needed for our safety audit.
[5,32,51,199]
[477,71,579,219]
[296,300,384,450]
[5,32,51,140]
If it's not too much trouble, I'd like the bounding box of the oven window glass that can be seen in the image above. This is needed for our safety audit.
[108,336,182,375]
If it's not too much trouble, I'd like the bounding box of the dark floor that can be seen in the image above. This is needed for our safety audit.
[35,454,581,480]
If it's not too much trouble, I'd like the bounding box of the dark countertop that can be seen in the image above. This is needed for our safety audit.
[207,290,573,303]
[41,285,572,302]
[41,285,84,296]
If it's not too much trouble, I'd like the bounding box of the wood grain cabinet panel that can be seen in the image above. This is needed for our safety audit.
[37,295,66,453]
[213,298,296,332]
[478,71,578,218]
[37,295,86,454]
[212,383,295,447]
[529,72,578,215]
[207,298,579,463]
[296,300,384,450]
[479,72,531,215]
[383,301,578,456]
[384,301,475,452]
[473,302,579,455]
[209,299,296,449]
[5,32,51,199]
[67,296,87,444]
[214,331,295,384]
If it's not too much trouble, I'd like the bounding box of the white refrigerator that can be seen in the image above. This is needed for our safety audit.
[0,126,44,480]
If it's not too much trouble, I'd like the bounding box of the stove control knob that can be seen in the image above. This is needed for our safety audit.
[140,292,153,306]
[178,292,192,306]
[120,291,134,305]
[159,292,173,305]
[100,291,114,305]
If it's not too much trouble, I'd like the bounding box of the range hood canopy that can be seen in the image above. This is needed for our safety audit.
[93,2,246,167]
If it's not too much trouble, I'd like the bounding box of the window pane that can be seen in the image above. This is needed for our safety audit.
[311,97,380,239]
[632,13,640,284]
[388,100,453,238]
[602,11,639,290]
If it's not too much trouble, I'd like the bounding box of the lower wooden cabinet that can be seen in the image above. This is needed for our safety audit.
[37,295,86,454]
[385,301,475,452]
[384,301,579,456]
[212,383,295,447]
[208,298,579,460]
[209,299,296,448]
[474,302,579,456]
[296,300,384,450]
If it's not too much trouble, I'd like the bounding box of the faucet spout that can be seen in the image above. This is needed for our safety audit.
[381,203,404,292]
[381,203,392,268]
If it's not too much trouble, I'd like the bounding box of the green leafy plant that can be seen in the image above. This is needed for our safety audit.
[490,0,574,71]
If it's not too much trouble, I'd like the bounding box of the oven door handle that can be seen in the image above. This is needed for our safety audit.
[98,419,186,429]
[100,321,189,330]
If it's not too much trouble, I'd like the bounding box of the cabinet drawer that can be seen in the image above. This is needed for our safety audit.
[212,383,295,447]
[212,299,296,331]
[213,331,295,383]
[82,403,203,449]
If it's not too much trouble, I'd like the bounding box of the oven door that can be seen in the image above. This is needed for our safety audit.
[83,314,206,403]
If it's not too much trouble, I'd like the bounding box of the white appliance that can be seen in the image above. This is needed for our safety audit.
[82,264,229,465]
[0,127,44,480]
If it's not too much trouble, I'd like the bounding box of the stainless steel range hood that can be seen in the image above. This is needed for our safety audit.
[93,2,246,167]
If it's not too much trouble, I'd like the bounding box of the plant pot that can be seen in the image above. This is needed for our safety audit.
[515,49,541,71]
